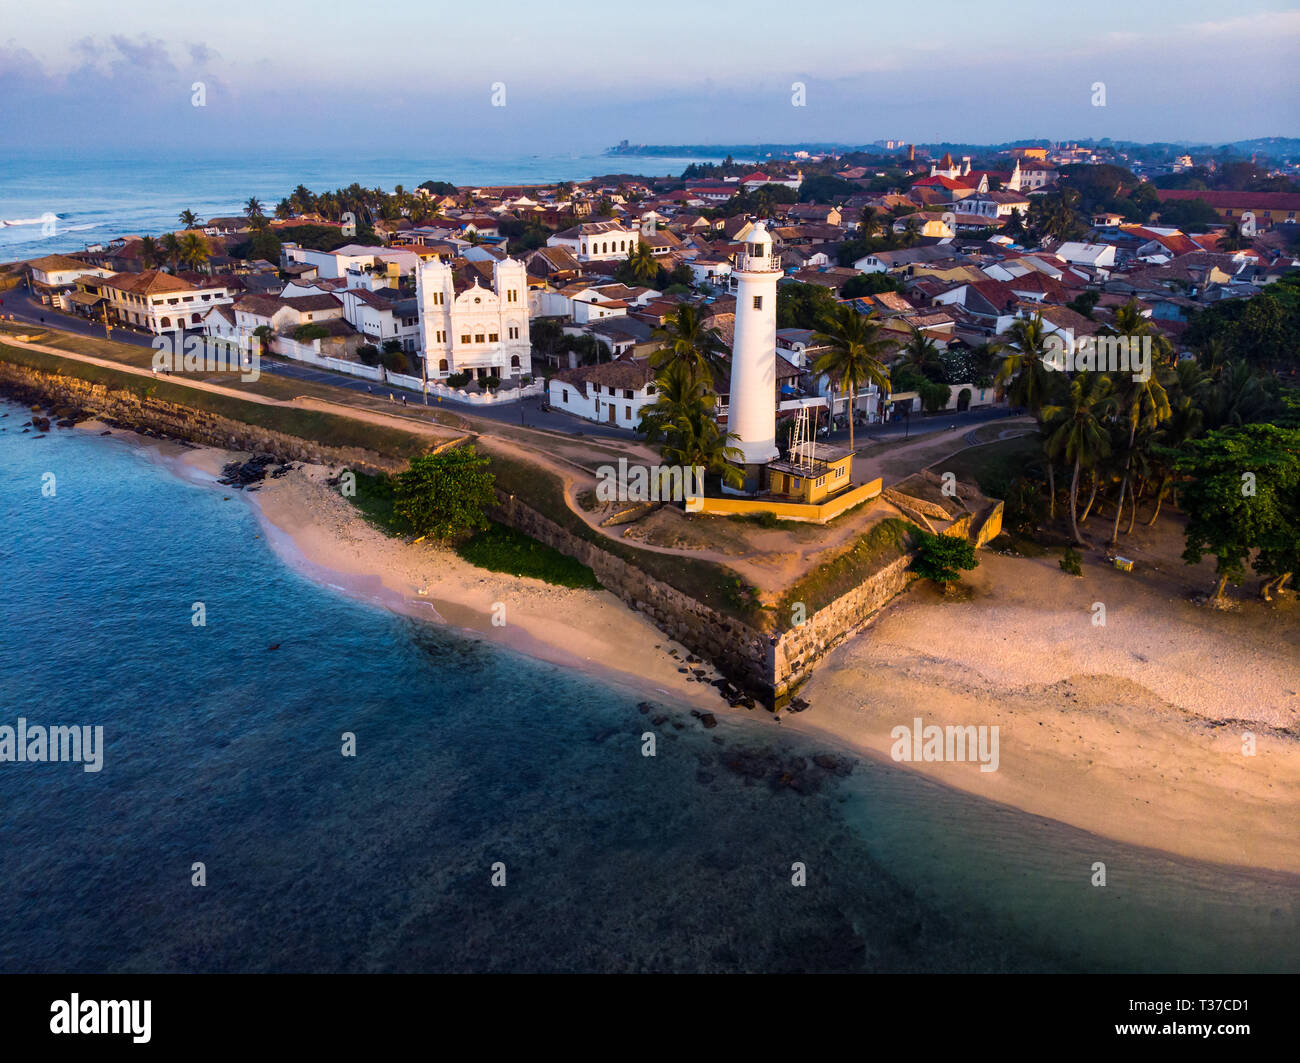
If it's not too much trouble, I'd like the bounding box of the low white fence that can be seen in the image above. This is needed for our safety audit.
[270,336,544,405]
[273,337,385,381]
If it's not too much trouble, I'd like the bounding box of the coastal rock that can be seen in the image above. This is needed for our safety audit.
[698,713,718,729]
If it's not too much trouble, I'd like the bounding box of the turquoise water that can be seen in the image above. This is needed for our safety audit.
[0,150,739,261]
[0,396,1296,972]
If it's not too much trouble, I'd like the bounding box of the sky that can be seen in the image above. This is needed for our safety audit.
[2,0,1298,154]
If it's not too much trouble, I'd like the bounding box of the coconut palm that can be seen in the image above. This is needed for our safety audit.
[178,232,211,272]
[639,359,714,444]
[1042,372,1118,543]
[160,232,182,270]
[139,235,162,270]
[996,313,1055,415]
[178,209,202,229]
[1102,306,1173,542]
[658,402,745,492]
[812,304,894,452]
[900,325,943,378]
[626,241,659,285]
[244,197,267,229]
[650,304,729,388]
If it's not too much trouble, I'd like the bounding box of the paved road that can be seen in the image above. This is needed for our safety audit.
[2,287,639,440]
[3,287,1016,445]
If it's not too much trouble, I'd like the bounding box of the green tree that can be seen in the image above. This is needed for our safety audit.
[913,531,978,592]
[178,209,202,229]
[812,304,894,452]
[177,232,211,271]
[1101,301,1173,542]
[650,304,729,387]
[840,272,904,299]
[1042,371,1117,543]
[776,281,838,329]
[1176,425,1300,602]
[393,447,497,541]
[139,235,162,270]
[160,232,182,270]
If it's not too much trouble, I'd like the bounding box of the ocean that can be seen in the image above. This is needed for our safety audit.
[1,397,1297,973]
[0,150,737,262]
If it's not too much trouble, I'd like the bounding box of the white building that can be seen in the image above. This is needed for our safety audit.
[281,243,379,279]
[96,270,233,334]
[726,222,782,490]
[546,220,639,262]
[26,254,113,290]
[547,356,656,428]
[416,257,532,381]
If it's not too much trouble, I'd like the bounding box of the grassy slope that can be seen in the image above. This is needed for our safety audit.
[0,341,430,460]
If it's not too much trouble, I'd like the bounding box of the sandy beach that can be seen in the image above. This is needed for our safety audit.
[787,525,1300,873]
[131,431,1300,875]
[172,444,734,714]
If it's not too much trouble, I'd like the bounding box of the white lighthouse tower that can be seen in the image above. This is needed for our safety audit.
[725,222,781,492]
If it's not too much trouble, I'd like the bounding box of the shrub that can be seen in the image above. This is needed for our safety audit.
[913,531,978,592]
[357,343,380,366]
[381,348,411,373]
[483,375,501,391]
[445,371,471,388]
[392,446,497,541]
[293,323,329,342]
[1060,546,1083,576]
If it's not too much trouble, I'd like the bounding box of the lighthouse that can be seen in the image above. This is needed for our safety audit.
[725,222,781,492]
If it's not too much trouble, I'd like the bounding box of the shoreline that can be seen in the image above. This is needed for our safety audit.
[67,419,1300,875]
[174,444,735,716]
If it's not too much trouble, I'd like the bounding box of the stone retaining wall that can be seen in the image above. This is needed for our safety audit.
[0,360,404,474]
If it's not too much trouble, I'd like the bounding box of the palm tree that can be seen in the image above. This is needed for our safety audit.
[244,197,267,229]
[996,313,1055,415]
[659,402,745,492]
[178,232,211,272]
[178,209,202,230]
[1042,372,1117,543]
[160,232,182,271]
[812,304,894,453]
[650,305,729,387]
[626,241,659,285]
[900,325,943,378]
[1145,397,1202,526]
[139,235,162,270]
[639,359,714,442]
[1217,222,1247,252]
[1105,366,1171,544]
[859,207,879,239]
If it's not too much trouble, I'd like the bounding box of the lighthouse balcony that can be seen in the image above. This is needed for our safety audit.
[733,251,781,273]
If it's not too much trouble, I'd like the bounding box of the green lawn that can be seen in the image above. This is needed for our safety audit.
[456,521,602,589]
[486,449,766,625]
[775,517,915,623]
[932,435,1043,498]
[0,342,431,461]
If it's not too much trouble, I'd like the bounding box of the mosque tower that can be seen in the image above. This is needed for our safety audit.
[725,222,781,492]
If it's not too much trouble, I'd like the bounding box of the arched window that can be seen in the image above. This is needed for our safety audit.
[160,317,170,328]
[439,359,448,372]
[510,355,520,367]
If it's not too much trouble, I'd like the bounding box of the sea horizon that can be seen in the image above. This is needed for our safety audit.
[0,148,745,261]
